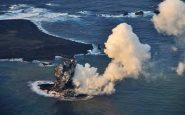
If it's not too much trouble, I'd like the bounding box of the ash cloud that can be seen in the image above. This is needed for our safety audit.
[73,23,151,95]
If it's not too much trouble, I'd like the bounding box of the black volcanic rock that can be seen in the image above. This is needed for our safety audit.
[154,9,160,15]
[0,19,92,61]
[135,10,144,16]
[123,10,129,16]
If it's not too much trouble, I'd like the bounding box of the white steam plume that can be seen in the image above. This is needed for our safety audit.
[152,0,185,36]
[176,61,185,76]
[152,0,185,76]
[73,23,151,95]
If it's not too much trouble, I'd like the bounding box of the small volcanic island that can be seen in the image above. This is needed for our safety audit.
[32,58,93,101]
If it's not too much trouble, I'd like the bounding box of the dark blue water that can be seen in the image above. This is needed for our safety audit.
[0,0,185,115]
[0,0,159,44]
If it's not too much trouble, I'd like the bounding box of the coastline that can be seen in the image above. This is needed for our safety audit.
[0,19,92,61]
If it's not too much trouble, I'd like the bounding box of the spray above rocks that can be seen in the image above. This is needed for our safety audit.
[73,23,151,95]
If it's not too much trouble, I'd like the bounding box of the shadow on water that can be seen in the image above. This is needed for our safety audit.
[53,95,122,115]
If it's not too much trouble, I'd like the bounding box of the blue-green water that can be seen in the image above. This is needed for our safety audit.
[0,55,185,115]
[0,0,185,115]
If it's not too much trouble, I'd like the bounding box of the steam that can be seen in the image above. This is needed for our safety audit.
[152,0,185,76]
[73,23,151,95]
[176,61,185,76]
[152,0,185,36]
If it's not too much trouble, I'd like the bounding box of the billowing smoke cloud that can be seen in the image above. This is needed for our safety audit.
[176,61,185,76]
[152,0,185,36]
[73,23,151,95]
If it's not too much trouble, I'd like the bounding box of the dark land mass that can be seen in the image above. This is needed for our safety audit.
[0,19,92,61]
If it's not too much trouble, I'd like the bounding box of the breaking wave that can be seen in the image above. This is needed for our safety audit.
[3,4,81,21]
[77,11,92,15]
[0,58,55,67]
[0,4,87,44]
[0,4,155,44]
[32,21,89,44]
[0,4,154,22]
[29,80,55,97]
[32,60,55,67]
[0,58,27,62]
[29,80,93,101]
[97,11,154,18]
[45,3,60,7]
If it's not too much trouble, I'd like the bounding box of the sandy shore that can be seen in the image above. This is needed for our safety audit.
[0,19,92,61]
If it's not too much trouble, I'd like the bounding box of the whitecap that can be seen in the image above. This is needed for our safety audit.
[32,60,55,67]
[29,80,57,97]
[77,11,92,15]
[74,54,85,57]
[29,80,93,101]
[0,4,88,44]
[97,14,124,18]
[0,58,27,62]
[127,12,138,18]
[45,3,59,7]
[55,56,63,60]
[97,10,154,18]
[143,11,154,16]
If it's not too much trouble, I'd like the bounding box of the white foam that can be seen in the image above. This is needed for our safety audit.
[97,14,124,18]
[86,53,106,56]
[0,4,154,44]
[0,4,88,44]
[77,11,92,15]
[74,54,85,57]
[97,10,154,18]
[143,11,154,16]
[29,80,93,101]
[32,60,55,67]
[0,58,56,67]
[29,80,58,97]
[127,11,153,18]
[0,58,27,62]
[1,4,80,22]
[2,5,154,21]
[39,63,55,67]
[45,3,59,7]
[55,56,63,60]
[9,4,28,10]
[31,20,89,44]
[67,14,81,18]
[32,60,41,63]
[127,12,138,18]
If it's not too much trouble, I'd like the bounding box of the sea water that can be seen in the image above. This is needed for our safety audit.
[0,0,185,115]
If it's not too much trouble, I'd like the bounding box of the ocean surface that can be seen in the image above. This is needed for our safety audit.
[0,0,185,115]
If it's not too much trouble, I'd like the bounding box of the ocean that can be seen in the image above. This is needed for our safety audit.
[0,0,185,115]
